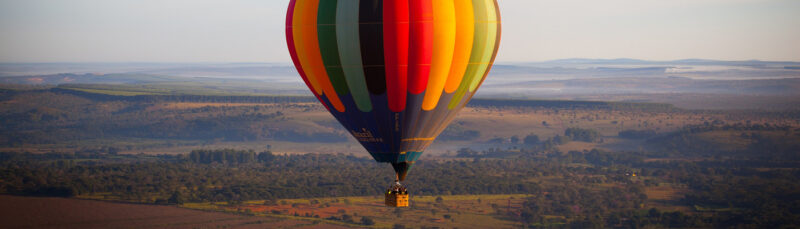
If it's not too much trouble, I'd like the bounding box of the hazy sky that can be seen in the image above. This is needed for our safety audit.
[1,0,798,63]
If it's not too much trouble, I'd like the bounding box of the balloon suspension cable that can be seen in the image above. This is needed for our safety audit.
[391,162,414,182]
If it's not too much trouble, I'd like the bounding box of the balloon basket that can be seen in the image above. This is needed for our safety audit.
[385,191,409,207]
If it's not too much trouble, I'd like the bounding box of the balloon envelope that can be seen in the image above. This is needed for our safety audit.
[286,0,501,180]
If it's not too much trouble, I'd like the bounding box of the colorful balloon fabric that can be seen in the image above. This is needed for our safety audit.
[286,0,501,181]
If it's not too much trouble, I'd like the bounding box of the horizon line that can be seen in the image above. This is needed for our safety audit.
[3,58,800,65]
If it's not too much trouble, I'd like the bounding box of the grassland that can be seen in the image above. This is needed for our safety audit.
[176,182,697,229]
[3,84,799,228]
[181,194,534,228]
[3,85,798,157]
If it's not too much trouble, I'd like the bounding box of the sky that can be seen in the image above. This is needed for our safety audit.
[0,0,798,63]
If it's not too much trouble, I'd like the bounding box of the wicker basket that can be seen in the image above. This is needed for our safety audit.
[385,192,409,207]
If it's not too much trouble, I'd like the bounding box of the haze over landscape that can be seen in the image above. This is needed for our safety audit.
[1,0,799,228]
[2,0,799,62]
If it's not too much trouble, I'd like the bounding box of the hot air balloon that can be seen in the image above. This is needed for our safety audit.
[286,0,500,207]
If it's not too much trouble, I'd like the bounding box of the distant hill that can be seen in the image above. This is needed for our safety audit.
[0,73,179,85]
[537,58,800,67]
[2,61,799,110]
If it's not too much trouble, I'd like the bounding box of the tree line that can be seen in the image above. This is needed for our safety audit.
[1,144,797,227]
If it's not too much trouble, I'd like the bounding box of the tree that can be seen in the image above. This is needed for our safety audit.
[258,151,275,162]
[524,134,540,145]
[565,128,600,142]
[648,208,661,218]
[341,214,353,223]
[168,191,184,204]
[553,135,570,145]
[360,216,375,225]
